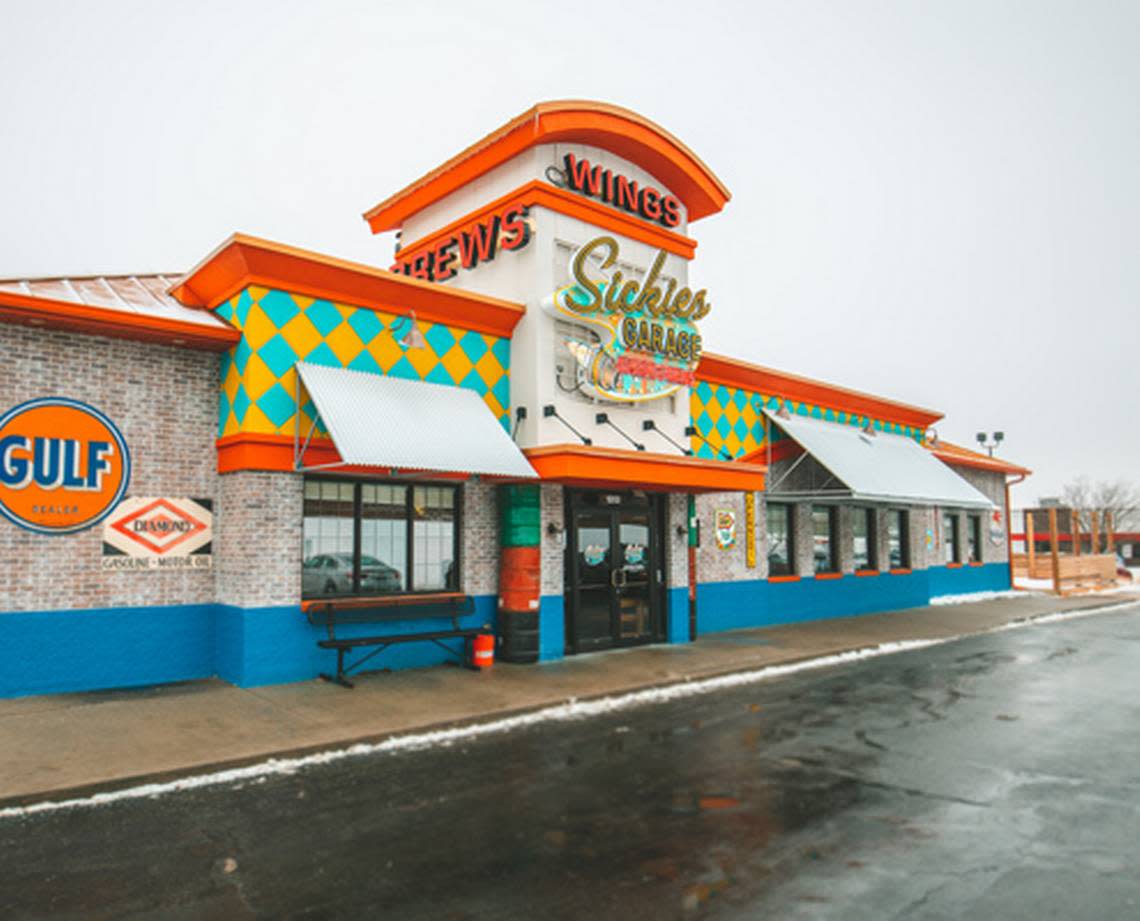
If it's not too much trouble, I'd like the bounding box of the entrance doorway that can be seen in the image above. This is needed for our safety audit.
[565,490,667,654]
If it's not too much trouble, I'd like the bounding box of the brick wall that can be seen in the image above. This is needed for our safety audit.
[951,467,1010,564]
[0,326,220,612]
[666,493,690,588]
[461,482,499,597]
[695,491,761,583]
[540,484,564,596]
[215,472,302,608]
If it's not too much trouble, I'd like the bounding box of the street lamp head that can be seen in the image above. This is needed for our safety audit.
[976,432,986,445]
[994,431,1005,444]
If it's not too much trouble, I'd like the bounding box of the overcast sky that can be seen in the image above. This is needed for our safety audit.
[2,0,1136,504]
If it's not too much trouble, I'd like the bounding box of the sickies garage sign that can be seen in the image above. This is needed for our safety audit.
[102,497,214,570]
[548,235,709,402]
[0,397,131,534]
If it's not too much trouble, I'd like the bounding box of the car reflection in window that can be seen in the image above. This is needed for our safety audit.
[301,554,402,596]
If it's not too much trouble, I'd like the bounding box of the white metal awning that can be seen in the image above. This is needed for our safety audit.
[764,410,993,509]
[295,362,537,479]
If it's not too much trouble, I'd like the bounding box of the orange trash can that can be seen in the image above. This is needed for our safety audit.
[471,632,495,669]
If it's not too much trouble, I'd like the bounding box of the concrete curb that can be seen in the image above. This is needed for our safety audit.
[3,597,1136,813]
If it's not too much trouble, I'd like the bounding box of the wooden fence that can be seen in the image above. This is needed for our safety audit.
[1017,507,1121,594]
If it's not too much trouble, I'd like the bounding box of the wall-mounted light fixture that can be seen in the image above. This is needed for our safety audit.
[398,311,427,350]
[543,405,591,445]
[643,420,692,455]
[684,425,733,462]
[596,412,644,451]
[512,406,527,441]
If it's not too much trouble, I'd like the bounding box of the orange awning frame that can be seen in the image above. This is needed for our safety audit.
[524,443,765,494]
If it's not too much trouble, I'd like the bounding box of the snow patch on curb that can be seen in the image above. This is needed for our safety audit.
[930,589,1042,606]
[3,600,1137,821]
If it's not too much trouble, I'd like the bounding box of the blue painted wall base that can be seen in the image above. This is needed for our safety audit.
[928,562,1011,596]
[0,596,497,699]
[0,563,1011,698]
[667,587,690,644]
[696,562,1010,636]
[538,595,565,661]
[0,604,215,698]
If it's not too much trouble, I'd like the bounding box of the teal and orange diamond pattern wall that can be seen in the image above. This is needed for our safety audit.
[215,287,511,438]
[689,381,923,460]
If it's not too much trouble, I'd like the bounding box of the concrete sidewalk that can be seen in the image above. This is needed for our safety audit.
[2,591,1137,807]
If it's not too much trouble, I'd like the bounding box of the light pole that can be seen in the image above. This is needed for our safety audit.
[976,431,1004,457]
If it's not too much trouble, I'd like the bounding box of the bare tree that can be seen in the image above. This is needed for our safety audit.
[1060,477,1140,536]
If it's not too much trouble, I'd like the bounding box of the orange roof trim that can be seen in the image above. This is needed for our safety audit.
[524,443,766,494]
[170,233,527,339]
[364,100,731,233]
[696,352,944,431]
[931,440,1032,477]
[0,287,239,351]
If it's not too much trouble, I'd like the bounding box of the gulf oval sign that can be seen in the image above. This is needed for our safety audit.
[0,397,131,535]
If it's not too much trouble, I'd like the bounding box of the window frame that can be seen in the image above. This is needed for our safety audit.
[811,505,839,575]
[301,476,462,600]
[853,507,878,571]
[888,509,911,570]
[766,501,796,577]
[943,511,961,564]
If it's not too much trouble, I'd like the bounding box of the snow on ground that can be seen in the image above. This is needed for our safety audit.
[1015,577,1057,591]
[1010,574,1136,594]
[930,589,1043,606]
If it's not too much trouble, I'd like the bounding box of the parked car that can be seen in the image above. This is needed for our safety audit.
[302,553,401,596]
[360,555,403,593]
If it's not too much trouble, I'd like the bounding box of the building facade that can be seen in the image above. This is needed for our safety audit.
[0,102,1030,698]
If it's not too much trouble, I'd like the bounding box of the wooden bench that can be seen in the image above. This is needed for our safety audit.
[302,593,490,688]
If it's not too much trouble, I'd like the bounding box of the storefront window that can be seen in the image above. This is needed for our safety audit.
[767,503,794,577]
[812,505,838,574]
[943,512,960,563]
[301,481,356,598]
[968,515,982,562]
[853,507,877,570]
[888,509,910,569]
[302,478,459,599]
[360,484,408,593]
[413,486,458,592]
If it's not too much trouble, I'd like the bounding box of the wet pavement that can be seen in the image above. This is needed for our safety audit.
[3,591,1131,806]
[2,603,1139,919]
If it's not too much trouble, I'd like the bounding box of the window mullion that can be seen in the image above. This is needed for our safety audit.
[406,486,415,592]
[452,486,462,592]
[353,482,363,595]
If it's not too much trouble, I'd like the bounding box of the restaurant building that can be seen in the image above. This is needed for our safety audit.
[0,101,1030,697]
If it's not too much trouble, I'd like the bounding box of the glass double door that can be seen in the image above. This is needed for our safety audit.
[566,491,664,654]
